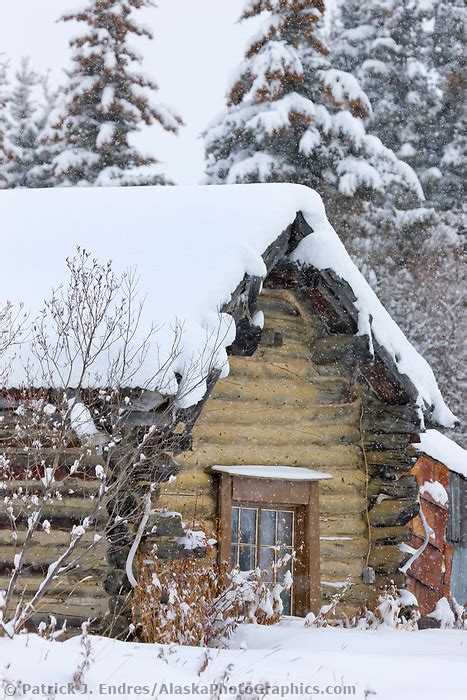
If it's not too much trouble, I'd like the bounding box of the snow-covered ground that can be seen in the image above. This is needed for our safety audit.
[1,621,465,699]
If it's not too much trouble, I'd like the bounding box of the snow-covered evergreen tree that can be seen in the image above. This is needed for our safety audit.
[333,0,459,206]
[432,0,466,209]
[351,212,466,445]
[205,0,422,207]
[48,0,182,186]
[30,77,62,188]
[333,0,465,441]
[0,58,9,189]
[2,58,42,189]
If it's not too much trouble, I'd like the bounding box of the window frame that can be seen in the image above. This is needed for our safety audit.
[216,473,321,616]
[231,503,297,614]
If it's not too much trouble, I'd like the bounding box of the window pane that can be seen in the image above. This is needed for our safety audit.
[277,511,293,547]
[281,589,292,616]
[259,547,274,581]
[261,509,276,546]
[239,545,256,571]
[277,563,292,585]
[231,544,239,567]
[451,546,467,606]
[231,507,239,544]
[239,508,257,544]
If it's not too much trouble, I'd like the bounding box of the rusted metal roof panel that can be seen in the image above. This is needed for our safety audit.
[405,455,453,614]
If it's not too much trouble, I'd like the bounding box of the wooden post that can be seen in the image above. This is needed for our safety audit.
[218,475,232,566]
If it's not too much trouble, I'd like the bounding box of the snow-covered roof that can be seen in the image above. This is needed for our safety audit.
[210,465,332,481]
[414,430,467,478]
[0,183,456,425]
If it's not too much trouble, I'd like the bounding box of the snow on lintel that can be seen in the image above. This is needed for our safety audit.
[210,465,332,481]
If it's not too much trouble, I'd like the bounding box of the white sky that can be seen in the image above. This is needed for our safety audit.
[1,0,256,184]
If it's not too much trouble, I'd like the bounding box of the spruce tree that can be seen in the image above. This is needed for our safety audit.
[432,0,466,209]
[49,0,182,186]
[333,0,465,439]
[0,58,9,189]
[3,58,40,189]
[334,0,443,203]
[31,77,62,188]
[204,0,422,206]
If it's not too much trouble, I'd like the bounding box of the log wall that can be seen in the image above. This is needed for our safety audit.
[159,288,418,612]
[0,417,112,632]
[0,412,165,637]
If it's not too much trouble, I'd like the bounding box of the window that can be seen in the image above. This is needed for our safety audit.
[451,546,467,606]
[212,465,331,616]
[448,472,467,605]
[231,506,295,614]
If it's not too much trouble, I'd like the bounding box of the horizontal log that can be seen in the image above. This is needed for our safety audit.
[320,494,366,516]
[374,571,405,589]
[363,401,420,434]
[369,497,419,527]
[0,499,109,527]
[260,322,306,345]
[371,525,412,545]
[311,334,371,365]
[368,474,418,500]
[0,540,108,568]
[5,595,109,618]
[366,449,418,469]
[254,338,311,360]
[201,400,361,426]
[0,447,101,463]
[368,544,410,574]
[0,528,107,548]
[183,443,360,470]
[318,469,366,495]
[362,434,413,452]
[250,347,311,364]
[212,376,351,405]
[319,515,366,538]
[0,574,105,597]
[319,537,367,559]
[157,492,216,522]
[255,288,303,313]
[229,355,319,381]
[195,422,360,448]
[259,300,303,321]
[320,581,380,602]
[0,477,102,496]
[320,558,365,580]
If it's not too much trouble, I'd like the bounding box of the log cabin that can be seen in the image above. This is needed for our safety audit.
[0,183,461,634]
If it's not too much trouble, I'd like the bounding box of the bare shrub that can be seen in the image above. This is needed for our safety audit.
[132,550,294,646]
[306,582,420,630]
[305,578,353,628]
[0,247,229,638]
